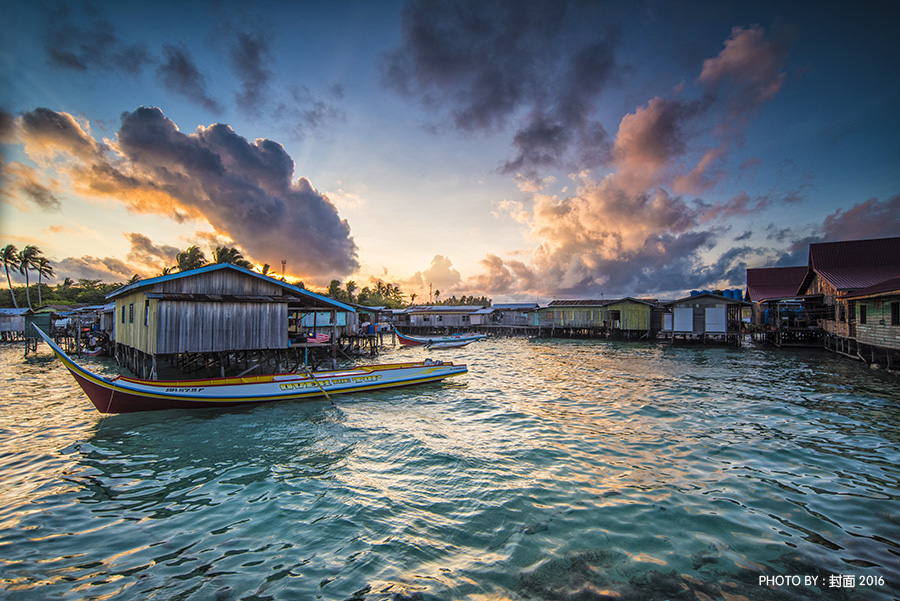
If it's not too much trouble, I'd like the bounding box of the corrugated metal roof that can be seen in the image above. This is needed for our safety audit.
[746,266,808,301]
[666,292,749,306]
[547,299,608,307]
[491,303,540,310]
[106,263,355,312]
[406,305,485,314]
[804,237,900,292]
[0,308,32,316]
[841,276,900,299]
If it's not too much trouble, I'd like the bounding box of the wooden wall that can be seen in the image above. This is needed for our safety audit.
[155,301,287,353]
[605,301,651,331]
[114,290,156,354]
[156,269,285,296]
[855,297,900,351]
[115,270,291,355]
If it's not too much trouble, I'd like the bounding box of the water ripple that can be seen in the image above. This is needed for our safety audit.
[2,339,900,599]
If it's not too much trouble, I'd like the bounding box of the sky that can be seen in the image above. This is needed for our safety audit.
[1,0,898,303]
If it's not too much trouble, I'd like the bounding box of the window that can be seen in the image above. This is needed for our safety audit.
[892,302,899,326]
[859,304,867,325]
[121,305,126,323]
[144,300,150,326]
[129,303,134,323]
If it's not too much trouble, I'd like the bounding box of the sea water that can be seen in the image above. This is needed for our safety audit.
[1,338,898,600]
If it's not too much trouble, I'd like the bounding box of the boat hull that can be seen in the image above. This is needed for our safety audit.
[32,326,467,413]
[396,330,487,346]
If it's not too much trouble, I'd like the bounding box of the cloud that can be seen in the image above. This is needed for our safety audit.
[20,108,104,161]
[0,108,15,142]
[612,96,705,194]
[13,107,359,283]
[43,2,151,75]
[230,31,274,115]
[1,162,62,211]
[463,254,538,295]
[697,25,788,124]
[125,232,180,270]
[403,255,462,296]
[157,44,225,114]
[821,194,900,241]
[453,24,796,299]
[382,0,619,174]
[54,255,136,282]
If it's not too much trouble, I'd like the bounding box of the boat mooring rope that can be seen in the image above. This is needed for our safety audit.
[303,364,337,409]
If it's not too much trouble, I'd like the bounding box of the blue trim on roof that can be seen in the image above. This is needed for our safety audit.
[106,263,355,312]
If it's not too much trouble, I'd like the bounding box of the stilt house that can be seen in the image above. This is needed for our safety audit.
[534,300,608,336]
[107,264,354,379]
[661,293,748,345]
[842,276,900,367]
[604,298,660,339]
[796,237,900,341]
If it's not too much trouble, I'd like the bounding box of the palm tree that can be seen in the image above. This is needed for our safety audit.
[2,244,19,308]
[18,245,41,309]
[36,256,54,306]
[434,289,441,304]
[175,246,207,272]
[212,246,252,269]
[258,263,271,276]
[160,266,174,276]
[409,292,417,306]
[345,280,357,303]
[125,274,142,286]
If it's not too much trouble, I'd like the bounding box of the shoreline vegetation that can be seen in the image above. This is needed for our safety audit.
[0,243,493,310]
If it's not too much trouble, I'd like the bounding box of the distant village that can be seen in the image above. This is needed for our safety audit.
[2,236,899,378]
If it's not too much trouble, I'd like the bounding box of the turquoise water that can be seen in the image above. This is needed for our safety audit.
[1,338,899,600]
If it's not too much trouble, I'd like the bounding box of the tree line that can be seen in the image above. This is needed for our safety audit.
[324,279,491,309]
[0,243,277,309]
[1,243,491,310]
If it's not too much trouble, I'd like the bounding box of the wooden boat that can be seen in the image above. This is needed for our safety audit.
[395,329,487,346]
[32,326,467,414]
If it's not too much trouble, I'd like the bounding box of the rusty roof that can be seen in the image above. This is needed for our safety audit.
[746,266,808,301]
[799,237,900,293]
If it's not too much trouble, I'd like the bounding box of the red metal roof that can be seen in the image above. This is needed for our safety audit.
[842,276,900,299]
[746,266,807,301]
[801,237,900,292]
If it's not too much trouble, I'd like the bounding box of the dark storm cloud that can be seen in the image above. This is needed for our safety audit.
[383,0,619,174]
[230,31,274,115]
[157,44,225,114]
[44,2,150,74]
[15,107,359,281]
[114,107,358,278]
[125,232,180,267]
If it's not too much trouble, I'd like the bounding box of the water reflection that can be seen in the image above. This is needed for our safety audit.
[2,340,900,600]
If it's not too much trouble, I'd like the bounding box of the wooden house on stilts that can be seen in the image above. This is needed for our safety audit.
[106,264,355,379]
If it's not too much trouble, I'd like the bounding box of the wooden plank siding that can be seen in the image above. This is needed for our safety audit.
[113,268,291,355]
[113,290,155,354]
[156,269,286,296]
[605,300,651,331]
[855,297,900,351]
[156,301,287,353]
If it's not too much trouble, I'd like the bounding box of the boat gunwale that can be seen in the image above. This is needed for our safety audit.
[31,325,467,404]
